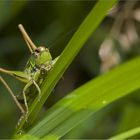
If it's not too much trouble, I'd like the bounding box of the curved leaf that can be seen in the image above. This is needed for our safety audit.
[109,126,140,140]
[26,57,140,139]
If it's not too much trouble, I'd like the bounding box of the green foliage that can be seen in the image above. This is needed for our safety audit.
[20,57,140,139]
[0,0,140,139]
[109,126,140,140]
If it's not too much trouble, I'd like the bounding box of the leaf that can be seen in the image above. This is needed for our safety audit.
[24,57,140,139]
[115,103,140,134]
[19,134,39,140]
[109,126,140,140]
[15,0,117,133]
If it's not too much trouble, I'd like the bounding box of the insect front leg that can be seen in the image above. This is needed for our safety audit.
[23,79,41,114]
[32,80,41,101]
[23,81,33,115]
[17,79,41,126]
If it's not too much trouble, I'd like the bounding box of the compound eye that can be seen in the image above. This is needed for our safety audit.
[35,49,40,53]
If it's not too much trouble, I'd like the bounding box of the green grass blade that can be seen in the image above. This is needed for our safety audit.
[19,134,39,140]
[25,57,140,139]
[115,103,140,134]
[109,126,140,140]
[15,0,117,133]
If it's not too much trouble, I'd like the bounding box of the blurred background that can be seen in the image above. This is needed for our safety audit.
[0,0,140,138]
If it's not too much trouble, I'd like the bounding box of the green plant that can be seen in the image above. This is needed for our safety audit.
[1,0,140,139]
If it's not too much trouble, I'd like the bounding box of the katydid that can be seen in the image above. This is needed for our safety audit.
[0,24,59,118]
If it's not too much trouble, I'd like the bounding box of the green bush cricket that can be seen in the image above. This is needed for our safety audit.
[0,24,59,121]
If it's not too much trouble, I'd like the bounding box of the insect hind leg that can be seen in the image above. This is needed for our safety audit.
[0,76,25,114]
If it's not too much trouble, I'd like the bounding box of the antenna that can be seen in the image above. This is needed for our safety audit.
[18,24,37,53]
